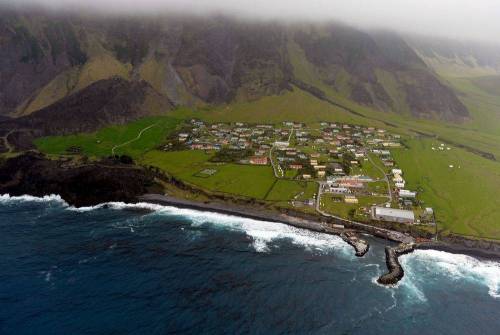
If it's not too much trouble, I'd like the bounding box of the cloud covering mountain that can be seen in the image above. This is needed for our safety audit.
[4,0,500,43]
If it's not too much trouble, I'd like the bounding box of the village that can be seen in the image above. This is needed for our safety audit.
[162,119,435,227]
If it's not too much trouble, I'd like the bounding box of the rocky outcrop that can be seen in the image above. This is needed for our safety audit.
[0,152,158,207]
[377,243,415,285]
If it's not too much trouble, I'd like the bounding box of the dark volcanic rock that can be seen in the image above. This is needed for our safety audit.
[0,11,87,115]
[0,152,157,207]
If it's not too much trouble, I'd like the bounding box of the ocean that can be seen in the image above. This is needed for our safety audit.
[0,194,499,334]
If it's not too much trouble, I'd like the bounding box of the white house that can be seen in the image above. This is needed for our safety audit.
[392,169,403,175]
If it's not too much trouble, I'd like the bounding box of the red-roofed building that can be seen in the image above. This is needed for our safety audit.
[249,156,268,165]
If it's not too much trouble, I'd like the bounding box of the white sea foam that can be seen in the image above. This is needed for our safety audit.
[0,193,68,205]
[144,203,351,254]
[66,201,350,254]
[400,249,500,299]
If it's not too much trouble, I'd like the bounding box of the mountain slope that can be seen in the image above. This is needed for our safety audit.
[0,9,470,124]
[291,26,468,121]
[0,77,173,151]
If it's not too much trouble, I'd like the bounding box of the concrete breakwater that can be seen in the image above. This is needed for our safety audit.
[377,243,416,285]
[341,232,369,257]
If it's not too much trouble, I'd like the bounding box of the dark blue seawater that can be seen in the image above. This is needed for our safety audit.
[1,195,500,335]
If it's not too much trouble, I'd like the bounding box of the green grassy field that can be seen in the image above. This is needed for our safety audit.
[35,116,182,158]
[141,150,276,199]
[392,138,500,239]
[265,180,317,201]
[351,154,386,180]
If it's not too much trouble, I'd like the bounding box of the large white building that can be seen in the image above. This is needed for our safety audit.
[371,207,415,224]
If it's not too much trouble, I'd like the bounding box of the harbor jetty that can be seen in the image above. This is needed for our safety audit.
[341,232,369,257]
[377,243,416,285]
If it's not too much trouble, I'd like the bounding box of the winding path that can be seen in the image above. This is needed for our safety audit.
[111,123,158,156]
[366,152,392,203]
[1,129,16,153]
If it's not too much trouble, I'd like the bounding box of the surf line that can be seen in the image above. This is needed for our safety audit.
[135,194,422,284]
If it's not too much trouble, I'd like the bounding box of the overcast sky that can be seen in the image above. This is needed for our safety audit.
[4,0,500,43]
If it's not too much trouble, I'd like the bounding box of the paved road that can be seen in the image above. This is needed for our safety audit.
[111,123,158,155]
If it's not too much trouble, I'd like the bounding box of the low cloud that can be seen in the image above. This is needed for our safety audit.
[3,0,500,43]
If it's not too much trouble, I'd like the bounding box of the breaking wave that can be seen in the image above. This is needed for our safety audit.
[71,201,349,254]
[400,249,500,299]
[101,202,352,255]
[0,194,68,205]
[0,195,351,254]
[3,193,500,300]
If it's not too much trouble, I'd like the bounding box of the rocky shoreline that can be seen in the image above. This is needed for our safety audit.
[137,194,371,258]
[138,194,408,282]
[137,194,500,285]
[2,153,500,286]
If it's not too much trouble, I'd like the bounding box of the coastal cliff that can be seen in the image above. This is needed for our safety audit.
[0,152,158,207]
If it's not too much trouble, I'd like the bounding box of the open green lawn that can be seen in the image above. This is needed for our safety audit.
[392,138,500,239]
[141,150,276,199]
[366,181,389,195]
[351,154,386,180]
[265,180,317,201]
[320,194,387,220]
[35,116,182,158]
